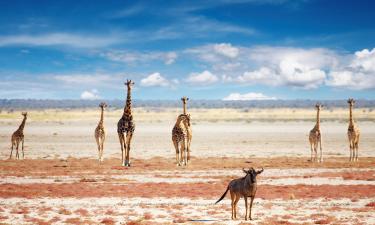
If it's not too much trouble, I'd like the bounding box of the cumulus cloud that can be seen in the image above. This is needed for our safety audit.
[81,89,100,100]
[185,43,241,63]
[140,72,173,87]
[326,48,375,89]
[223,92,277,101]
[186,70,218,85]
[213,43,239,58]
[102,50,177,65]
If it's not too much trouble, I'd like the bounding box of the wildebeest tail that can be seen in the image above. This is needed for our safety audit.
[215,186,229,204]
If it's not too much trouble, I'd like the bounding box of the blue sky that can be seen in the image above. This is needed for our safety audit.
[0,0,375,100]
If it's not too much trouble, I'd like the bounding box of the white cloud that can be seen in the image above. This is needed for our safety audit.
[186,70,218,85]
[80,89,100,100]
[326,48,375,89]
[53,74,119,85]
[102,50,177,65]
[223,92,277,101]
[0,33,122,48]
[140,72,171,87]
[213,43,239,58]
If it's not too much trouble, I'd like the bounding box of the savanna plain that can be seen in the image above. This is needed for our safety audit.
[0,107,374,224]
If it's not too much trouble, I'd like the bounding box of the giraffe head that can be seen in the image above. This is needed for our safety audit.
[347,98,355,106]
[21,112,27,118]
[315,103,322,111]
[181,96,189,103]
[125,79,135,90]
[99,102,107,109]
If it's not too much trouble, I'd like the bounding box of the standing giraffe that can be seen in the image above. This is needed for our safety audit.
[95,102,107,163]
[117,80,135,167]
[309,104,323,162]
[172,114,190,166]
[347,98,360,161]
[9,112,27,159]
[181,96,192,161]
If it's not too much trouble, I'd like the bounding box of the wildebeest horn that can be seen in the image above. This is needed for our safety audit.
[257,167,264,174]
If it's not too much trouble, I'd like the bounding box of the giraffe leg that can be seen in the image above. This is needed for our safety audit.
[310,143,313,162]
[187,135,191,162]
[319,136,323,163]
[21,139,25,159]
[173,139,180,166]
[244,196,248,220]
[118,133,125,166]
[355,140,359,162]
[180,141,186,166]
[16,142,19,160]
[125,132,133,167]
[349,142,353,162]
[9,143,14,159]
[249,196,255,220]
[95,136,101,162]
[100,136,105,162]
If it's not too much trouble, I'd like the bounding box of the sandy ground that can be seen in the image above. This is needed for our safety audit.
[0,157,374,224]
[1,119,375,160]
[0,108,374,224]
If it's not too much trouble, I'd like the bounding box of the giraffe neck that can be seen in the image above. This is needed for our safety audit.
[18,117,27,132]
[99,108,104,126]
[315,109,320,130]
[349,105,354,126]
[183,102,187,114]
[123,87,132,115]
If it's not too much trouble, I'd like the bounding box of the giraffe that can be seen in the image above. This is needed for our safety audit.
[181,96,192,161]
[9,112,27,159]
[172,114,190,166]
[347,98,360,162]
[95,102,107,163]
[309,103,323,162]
[117,80,135,167]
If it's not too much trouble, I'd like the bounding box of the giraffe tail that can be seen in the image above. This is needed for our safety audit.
[215,186,229,204]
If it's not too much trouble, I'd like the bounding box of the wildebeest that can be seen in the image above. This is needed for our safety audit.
[215,167,264,220]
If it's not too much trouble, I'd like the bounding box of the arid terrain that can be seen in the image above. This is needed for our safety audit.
[0,108,374,224]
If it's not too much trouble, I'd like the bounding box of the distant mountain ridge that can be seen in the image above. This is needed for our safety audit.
[1,99,375,109]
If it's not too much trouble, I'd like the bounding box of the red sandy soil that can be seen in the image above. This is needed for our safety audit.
[0,156,374,176]
[0,157,374,200]
[1,182,374,199]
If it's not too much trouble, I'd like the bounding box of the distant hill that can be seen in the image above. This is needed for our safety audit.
[1,99,375,109]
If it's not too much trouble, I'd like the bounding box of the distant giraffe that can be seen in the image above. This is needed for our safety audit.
[117,80,135,167]
[309,104,323,162]
[172,114,190,166]
[95,102,107,163]
[347,98,360,161]
[10,112,27,159]
[181,96,192,161]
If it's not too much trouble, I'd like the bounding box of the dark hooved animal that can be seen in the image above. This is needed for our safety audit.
[215,167,264,220]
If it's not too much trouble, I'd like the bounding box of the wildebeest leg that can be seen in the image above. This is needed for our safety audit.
[230,190,235,220]
[233,195,240,219]
[244,196,248,220]
[249,196,255,220]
